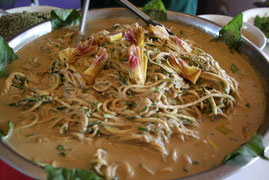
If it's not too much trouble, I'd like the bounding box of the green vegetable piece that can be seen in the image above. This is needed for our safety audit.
[217,13,243,49]
[230,64,239,73]
[254,15,269,38]
[215,124,233,135]
[57,145,66,152]
[142,0,167,21]
[45,164,102,180]
[137,127,148,132]
[140,106,148,112]
[50,9,81,30]
[0,69,10,78]
[223,133,269,165]
[0,121,14,139]
[0,35,18,77]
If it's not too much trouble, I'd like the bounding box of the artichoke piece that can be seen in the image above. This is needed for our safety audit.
[58,47,77,63]
[173,36,192,53]
[128,45,147,85]
[107,32,123,43]
[124,23,145,47]
[76,37,98,55]
[168,51,201,84]
[148,24,169,39]
[84,48,108,85]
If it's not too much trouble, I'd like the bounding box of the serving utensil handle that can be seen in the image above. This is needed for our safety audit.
[114,0,152,25]
[76,0,90,46]
[114,0,174,35]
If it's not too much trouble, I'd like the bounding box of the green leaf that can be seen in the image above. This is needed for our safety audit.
[50,9,81,30]
[223,133,269,165]
[230,64,239,73]
[0,35,18,76]
[142,0,167,21]
[0,69,10,78]
[0,121,14,139]
[45,164,102,180]
[254,15,269,38]
[217,13,243,49]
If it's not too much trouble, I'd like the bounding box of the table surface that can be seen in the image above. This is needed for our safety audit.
[1,38,269,180]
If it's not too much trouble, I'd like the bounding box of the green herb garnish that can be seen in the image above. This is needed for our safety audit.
[230,64,239,73]
[254,15,269,38]
[50,9,81,30]
[223,133,269,165]
[0,35,18,77]
[140,106,148,112]
[45,164,102,180]
[142,0,167,21]
[137,127,148,132]
[57,145,66,152]
[217,13,243,49]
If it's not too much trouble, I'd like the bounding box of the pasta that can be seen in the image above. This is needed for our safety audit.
[2,22,242,178]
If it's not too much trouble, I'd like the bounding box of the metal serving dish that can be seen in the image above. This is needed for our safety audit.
[0,8,269,180]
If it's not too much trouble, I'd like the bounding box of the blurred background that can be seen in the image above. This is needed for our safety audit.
[0,0,269,16]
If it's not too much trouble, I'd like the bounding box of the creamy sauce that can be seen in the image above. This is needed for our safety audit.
[0,18,265,179]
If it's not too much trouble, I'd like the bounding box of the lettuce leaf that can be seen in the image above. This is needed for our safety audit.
[0,35,18,77]
[217,13,243,49]
[45,165,102,180]
[254,15,269,38]
[142,0,167,21]
[50,9,81,30]
[223,133,269,165]
[0,121,14,139]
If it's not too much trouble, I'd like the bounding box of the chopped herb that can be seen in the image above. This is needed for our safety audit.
[230,64,239,73]
[79,106,92,118]
[183,166,189,172]
[137,127,148,132]
[127,116,138,120]
[25,134,35,137]
[59,152,66,157]
[223,133,269,165]
[220,82,228,94]
[181,119,193,125]
[82,87,87,93]
[146,43,157,47]
[56,106,67,110]
[245,103,250,108]
[140,106,148,112]
[141,0,167,21]
[120,58,127,62]
[193,161,200,165]
[97,129,101,137]
[57,145,66,152]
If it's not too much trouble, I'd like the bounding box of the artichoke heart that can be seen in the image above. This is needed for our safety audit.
[168,51,201,84]
[84,47,108,85]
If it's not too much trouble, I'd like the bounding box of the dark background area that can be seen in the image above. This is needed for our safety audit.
[1,0,269,16]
